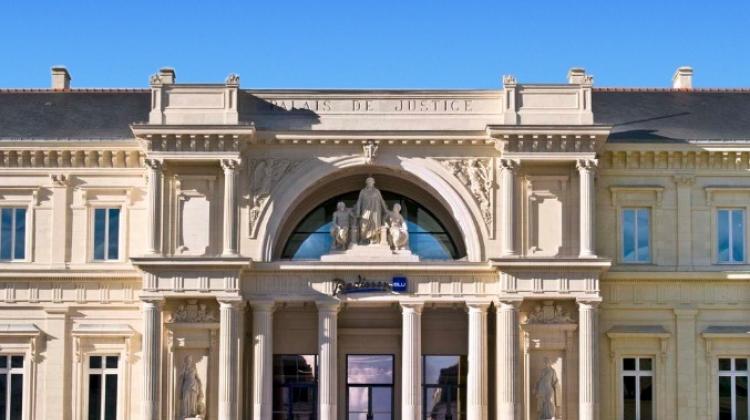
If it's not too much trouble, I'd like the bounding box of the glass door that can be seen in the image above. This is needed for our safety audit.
[346,355,394,420]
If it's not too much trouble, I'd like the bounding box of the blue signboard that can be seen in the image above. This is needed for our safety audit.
[391,276,408,292]
[332,275,409,296]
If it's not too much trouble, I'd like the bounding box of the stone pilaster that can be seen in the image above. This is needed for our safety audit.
[401,302,424,420]
[43,307,70,420]
[577,159,598,258]
[497,299,522,420]
[141,297,164,420]
[221,159,239,256]
[674,175,695,267]
[674,308,698,420]
[467,301,490,420]
[218,297,244,420]
[578,298,601,420]
[251,301,275,420]
[316,301,340,420]
[500,159,519,256]
[144,159,163,255]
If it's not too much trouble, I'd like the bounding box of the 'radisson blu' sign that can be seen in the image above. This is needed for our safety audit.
[333,275,408,296]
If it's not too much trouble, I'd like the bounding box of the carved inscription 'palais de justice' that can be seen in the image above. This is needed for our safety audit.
[259,98,477,113]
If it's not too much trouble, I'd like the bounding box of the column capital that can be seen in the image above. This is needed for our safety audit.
[497,297,523,310]
[140,296,165,307]
[576,158,598,172]
[217,295,245,309]
[144,158,164,170]
[221,158,241,172]
[466,300,492,312]
[315,300,342,313]
[400,301,425,313]
[576,297,602,309]
[249,300,276,313]
[499,158,520,171]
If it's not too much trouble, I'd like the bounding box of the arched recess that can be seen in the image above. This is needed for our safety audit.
[254,155,488,262]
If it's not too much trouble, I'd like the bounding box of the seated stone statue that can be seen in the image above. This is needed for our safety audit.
[387,203,409,251]
[330,201,352,250]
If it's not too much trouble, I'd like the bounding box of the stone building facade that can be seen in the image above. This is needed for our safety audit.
[0,65,748,420]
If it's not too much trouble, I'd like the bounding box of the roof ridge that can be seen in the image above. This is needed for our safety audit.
[0,88,150,93]
[594,87,750,93]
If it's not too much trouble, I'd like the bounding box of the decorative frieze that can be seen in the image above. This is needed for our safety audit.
[0,148,142,169]
[601,149,750,171]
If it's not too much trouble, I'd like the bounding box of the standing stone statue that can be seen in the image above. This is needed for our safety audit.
[180,355,205,419]
[330,201,353,250]
[354,177,389,245]
[387,203,409,250]
[534,357,558,420]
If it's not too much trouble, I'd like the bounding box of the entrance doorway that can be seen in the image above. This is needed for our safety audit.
[346,355,394,420]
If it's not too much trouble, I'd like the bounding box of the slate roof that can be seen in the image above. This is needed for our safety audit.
[1,88,750,142]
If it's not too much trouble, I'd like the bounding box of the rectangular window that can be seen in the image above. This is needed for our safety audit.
[0,355,24,420]
[0,208,26,261]
[93,208,120,261]
[273,355,317,419]
[718,209,745,263]
[622,208,650,263]
[719,357,749,420]
[622,357,653,420]
[87,355,119,420]
[347,354,394,420]
[423,355,466,420]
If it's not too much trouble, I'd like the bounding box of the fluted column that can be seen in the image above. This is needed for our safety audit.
[141,297,164,420]
[401,302,424,420]
[577,159,598,258]
[144,159,162,255]
[467,301,490,420]
[500,159,519,256]
[578,299,601,420]
[251,301,275,420]
[317,301,340,420]
[221,159,239,256]
[219,297,244,420]
[497,298,522,420]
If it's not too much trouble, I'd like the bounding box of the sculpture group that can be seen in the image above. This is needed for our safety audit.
[330,177,410,252]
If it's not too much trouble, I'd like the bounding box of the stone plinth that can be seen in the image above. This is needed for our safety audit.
[321,244,419,262]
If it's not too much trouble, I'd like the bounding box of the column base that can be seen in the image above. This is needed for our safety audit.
[578,251,598,259]
[319,403,336,420]
[498,403,519,420]
[579,402,596,420]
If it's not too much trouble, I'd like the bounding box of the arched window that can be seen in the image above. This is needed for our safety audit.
[281,191,464,260]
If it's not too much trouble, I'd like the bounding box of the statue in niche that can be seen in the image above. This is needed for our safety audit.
[354,177,389,245]
[553,304,574,323]
[534,357,558,420]
[387,203,409,250]
[179,355,205,419]
[330,201,353,250]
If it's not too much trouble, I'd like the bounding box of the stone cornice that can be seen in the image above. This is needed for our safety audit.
[255,130,492,146]
[0,147,143,169]
[601,148,750,172]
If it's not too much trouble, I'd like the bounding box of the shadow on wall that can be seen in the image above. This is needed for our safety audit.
[238,92,321,130]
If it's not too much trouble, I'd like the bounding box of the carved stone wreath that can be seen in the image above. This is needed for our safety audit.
[435,158,495,234]
[247,158,306,238]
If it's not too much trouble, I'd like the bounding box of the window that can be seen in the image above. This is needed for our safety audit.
[87,355,118,420]
[0,355,24,420]
[282,191,463,260]
[93,208,120,261]
[347,355,394,420]
[423,355,466,420]
[719,357,749,420]
[718,209,745,263]
[622,208,650,263]
[273,355,317,419]
[622,357,653,420]
[0,208,26,261]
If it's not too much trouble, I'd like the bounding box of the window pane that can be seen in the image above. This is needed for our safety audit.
[640,376,653,420]
[13,209,25,260]
[107,209,120,260]
[273,387,290,415]
[639,358,653,371]
[88,374,102,420]
[623,375,636,420]
[622,209,636,262]
[90,356,102,369]
[104,374,118,420]
[106,356,119,369]
[348,355,393,384]
[637,209,650,262]
[94,209,106,260]
[0,373,6,420]
[623,358,636,371]
[719,376,732,420]
[737,376,748,420]
[9,374,22,420]
[274,355,316,384]
[347,386,368,413]
[9,357,22,369]
[1,208,11,260]
[371,387,392,414]
[424,356,462,385]
[720,358,732,371]
[732,210,745,262]
[737,358,748,371]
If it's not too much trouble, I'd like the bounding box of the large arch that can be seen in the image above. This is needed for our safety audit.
[254,154,489,262]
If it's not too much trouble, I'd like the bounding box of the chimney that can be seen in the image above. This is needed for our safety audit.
[672,66,693,89]
[567,67,592,84]
[159,67,176,84]
[51,66,71,90]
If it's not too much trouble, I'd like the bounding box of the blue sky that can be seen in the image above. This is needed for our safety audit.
[1,0,748,89]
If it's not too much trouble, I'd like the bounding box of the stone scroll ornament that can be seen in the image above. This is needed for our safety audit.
[437,158,495,234]
[247,158,305,238]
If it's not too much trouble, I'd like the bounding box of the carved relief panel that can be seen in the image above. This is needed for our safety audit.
[524,175,573,257]
[247,158,305,238]
[436,157,495,237]
[174,175,217,256]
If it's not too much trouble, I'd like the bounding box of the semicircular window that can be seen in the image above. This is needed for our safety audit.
[282,191,463,261]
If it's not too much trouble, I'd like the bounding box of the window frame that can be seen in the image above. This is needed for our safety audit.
[272,354,318,419]
[422,354,467,420]
[345,354,395,420]
[0,207,29,262]
[90,207,123,263]
[717,356,750,420]
[84,354,121,420]
[0,354,25,420]
[620,356,654,420]
[620,207,652,264]
[716,208,746,264]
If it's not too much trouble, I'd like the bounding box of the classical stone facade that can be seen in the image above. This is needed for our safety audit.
[0,65,748,420]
